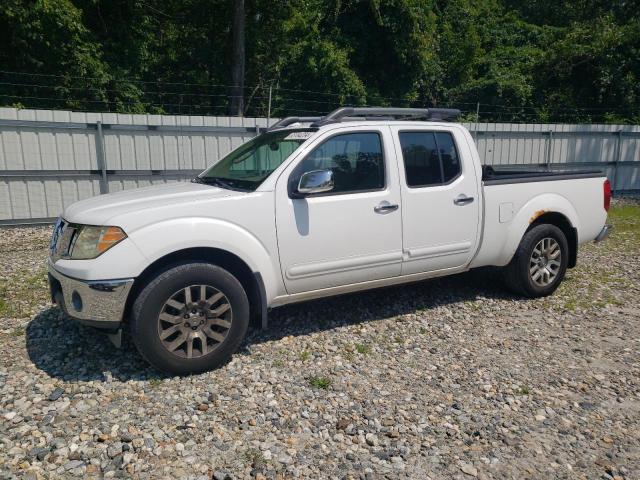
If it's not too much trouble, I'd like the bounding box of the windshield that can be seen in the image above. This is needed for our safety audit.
[198,129,315,191]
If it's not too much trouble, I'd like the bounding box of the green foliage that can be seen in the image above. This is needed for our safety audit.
[308,375,331,389]
[299,350,311,361]
[0,0,638,122]
[607,204,640,237]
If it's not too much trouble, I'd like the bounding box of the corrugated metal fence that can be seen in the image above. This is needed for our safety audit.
[0,107,639,225]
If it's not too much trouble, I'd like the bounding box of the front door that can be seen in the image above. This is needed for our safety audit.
[275,127,403,294]
[392,126,481,275]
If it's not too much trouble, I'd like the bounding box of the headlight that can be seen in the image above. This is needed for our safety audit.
[69,225,127,259]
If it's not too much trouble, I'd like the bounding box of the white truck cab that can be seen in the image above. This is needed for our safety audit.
[48,107,612,374]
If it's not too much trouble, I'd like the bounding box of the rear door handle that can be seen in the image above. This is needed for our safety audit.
[454,194,474,206]
[374,201,399,214]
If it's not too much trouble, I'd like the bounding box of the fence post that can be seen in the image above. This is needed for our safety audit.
[612,130,622,193]
[545,130,553,170]
[473,102,480,143]
[95,121,109,194]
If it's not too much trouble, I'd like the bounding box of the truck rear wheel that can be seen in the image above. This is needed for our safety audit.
[503,223,569,298]
[131,262,249,375]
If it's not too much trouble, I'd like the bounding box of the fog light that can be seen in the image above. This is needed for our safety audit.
[71,291,83,312]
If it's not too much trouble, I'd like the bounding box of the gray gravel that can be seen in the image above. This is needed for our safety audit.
[1,202,639,479]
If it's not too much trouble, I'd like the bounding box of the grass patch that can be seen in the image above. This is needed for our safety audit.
[0,295,9,316]
[308,376,331,390]
[11,326,25,337]
[560,272,625,312]
[608,204,640,231]
[606,203,640,248]
[273,349,288,366]
[26,269,48,288]
[355,343,370,355]
[466,301,484,311]
[299,350,311,361]
[0,266,49,317]
[553,203,640,312]
[243,448,265,467]
[515,386,531,395]
[563,291,622,312]
[148,378,162,388]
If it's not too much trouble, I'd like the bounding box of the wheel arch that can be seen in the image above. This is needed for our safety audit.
[528,212,578,268]
[123,247,267,327]
[498,193,580,268]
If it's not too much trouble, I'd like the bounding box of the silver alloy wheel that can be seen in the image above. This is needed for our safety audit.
[529,237,562,287]
[157,284,232,358]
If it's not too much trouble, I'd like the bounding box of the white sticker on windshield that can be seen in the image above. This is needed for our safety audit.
[285,131,313,140]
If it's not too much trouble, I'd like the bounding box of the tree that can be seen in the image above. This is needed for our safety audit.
[0,0,109,111]
[0,0,638,123]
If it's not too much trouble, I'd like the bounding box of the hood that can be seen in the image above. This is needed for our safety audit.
[63,181,242,226]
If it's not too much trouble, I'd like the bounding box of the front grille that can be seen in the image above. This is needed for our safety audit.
[49,218,77,261]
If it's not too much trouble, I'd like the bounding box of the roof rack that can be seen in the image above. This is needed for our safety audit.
[311,107,460,126]
[266,107,461,131]
[266,116,321,131]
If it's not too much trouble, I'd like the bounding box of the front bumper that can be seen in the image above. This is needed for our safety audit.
[594,224,612,243]
[48,260,134,330]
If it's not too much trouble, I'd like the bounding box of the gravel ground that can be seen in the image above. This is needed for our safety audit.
[1,201,639,479]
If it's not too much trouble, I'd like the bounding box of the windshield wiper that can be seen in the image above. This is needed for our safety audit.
[192,176,249,192]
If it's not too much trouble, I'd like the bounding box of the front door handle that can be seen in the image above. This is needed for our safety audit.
[374,201,399,214]
[453,194,474,206]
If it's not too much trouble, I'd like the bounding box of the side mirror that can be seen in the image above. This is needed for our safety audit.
[297,169,334,195]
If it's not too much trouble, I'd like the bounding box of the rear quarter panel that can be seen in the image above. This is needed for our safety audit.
[471,176,608,268]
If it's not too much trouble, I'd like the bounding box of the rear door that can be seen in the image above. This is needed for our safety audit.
[275,126,403,294]
[391,126,481,275]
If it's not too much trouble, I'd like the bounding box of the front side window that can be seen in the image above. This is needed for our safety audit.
[399,131,461,187]
[292,132,385,194]
[199,129,313,191]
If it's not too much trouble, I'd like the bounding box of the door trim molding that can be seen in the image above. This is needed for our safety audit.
[272,264,468,307]
[286,251,403,279]
[403,241,472,261]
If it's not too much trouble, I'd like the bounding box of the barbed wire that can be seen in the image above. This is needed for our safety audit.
[1,70,637,122]
[0,94,233,112]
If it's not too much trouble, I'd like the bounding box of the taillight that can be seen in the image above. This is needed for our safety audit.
[603,179,611,212]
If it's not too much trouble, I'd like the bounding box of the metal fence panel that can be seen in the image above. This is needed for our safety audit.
[1,107,639,224]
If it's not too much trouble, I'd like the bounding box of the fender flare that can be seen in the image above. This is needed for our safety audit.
[127,217,283,302]
[501,193,580,265]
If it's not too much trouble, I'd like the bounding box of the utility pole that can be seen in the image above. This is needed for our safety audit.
[474,102,480,143]
[229,0,245,116]
[267,82,273,126]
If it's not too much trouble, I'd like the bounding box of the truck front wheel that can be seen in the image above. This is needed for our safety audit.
[503,223,569,298]
[131,262,250,375]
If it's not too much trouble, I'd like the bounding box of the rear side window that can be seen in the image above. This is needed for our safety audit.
[399,131,461,187]
[293,132,385,194]
[436,132,461,182]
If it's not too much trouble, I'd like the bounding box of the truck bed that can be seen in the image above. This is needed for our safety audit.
[482,166,604,185]
[470,170,608,270]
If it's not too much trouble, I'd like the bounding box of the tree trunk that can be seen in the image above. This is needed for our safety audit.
[229,0,245,116]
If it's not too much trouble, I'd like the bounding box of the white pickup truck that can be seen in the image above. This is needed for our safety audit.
[48,107,612,374]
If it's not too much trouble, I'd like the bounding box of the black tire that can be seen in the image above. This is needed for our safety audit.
[131,262,249,375]
[503,223,569,298]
